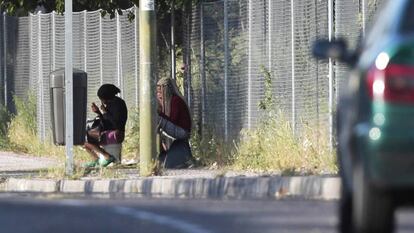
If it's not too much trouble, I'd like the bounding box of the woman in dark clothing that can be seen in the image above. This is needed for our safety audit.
[156,77,193,168]
[83,84,128,167]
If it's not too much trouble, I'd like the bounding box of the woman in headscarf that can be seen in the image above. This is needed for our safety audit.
[83,84,128,167]
[157,77,193,168]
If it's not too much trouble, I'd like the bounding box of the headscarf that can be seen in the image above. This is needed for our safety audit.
[97,84,121,100]
[157,77,189,117]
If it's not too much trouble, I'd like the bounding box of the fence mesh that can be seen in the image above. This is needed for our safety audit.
[187,0,385,144]
[269,0,293,126]
[0,1,386,147]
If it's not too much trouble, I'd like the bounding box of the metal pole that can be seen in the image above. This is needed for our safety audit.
[268,0,272,71]
[134,6,139,107]
[139,0,157,176]
[171,0,176,80]
[223,0,229,141]
[0,14,3,106]
[185,2,192,107]
[200,3,206,130]
[65,0,74,176]
[291,0,295,133]
[314,0,320,149]
[328,0,334,150]
[84,10,87,72]
[38,13,45,141]
[362,0,366,36]
[116,11,123,97]
[99,12,103,85]
[3,13,7,107]
[247,0,252,129]
[52,11,55,71]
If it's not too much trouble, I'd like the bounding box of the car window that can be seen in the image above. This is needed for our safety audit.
[399,1,414,34]
[365,0,403,48]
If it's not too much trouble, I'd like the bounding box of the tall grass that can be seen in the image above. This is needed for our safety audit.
[8,94,61,157]
[190,128,232,167]
[7,93,90,164]
[232,112,337,174]
[231,67,337,174]
[122,107,140,161]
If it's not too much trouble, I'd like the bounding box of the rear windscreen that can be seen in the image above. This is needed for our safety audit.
[399,1,414,34]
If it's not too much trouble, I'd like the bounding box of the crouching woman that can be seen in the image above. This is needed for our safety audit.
[157,77,193,168]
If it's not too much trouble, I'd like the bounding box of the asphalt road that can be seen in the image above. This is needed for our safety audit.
[0,194,413,233]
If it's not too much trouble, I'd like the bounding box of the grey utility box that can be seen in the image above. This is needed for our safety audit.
[50,69,87,145]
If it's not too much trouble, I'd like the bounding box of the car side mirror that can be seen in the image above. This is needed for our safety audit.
[312,38,349,62]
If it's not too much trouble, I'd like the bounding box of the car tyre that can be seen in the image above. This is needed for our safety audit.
[352,163,394,233]
[339,186,352,233]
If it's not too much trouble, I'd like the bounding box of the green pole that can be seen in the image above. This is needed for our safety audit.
[138,0,157,176]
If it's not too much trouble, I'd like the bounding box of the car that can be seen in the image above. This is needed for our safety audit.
[312,0,414,233]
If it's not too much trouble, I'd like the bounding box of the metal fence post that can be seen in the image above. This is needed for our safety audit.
[362,0,366,36]
[290,0,295,134]
[134,6,139,107]
[0,14,2,106]
[247,0,252,129]
[184,2,192,107]
[268,0,272,71]
[116,11,123,97]
[99,12,103,85]
[328,0,334,150]
[52,11,55,71]
[38,13,45,141]
[3,13,7,107]
[200,2,206,131]
[171,0,176,80]
[84,10,87,72]
[223,0,229,141]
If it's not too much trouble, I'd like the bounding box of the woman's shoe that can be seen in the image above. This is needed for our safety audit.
[99,156,115,167]
[83,160,99,168]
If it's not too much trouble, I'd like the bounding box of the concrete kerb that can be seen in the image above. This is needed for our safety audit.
[0,176,341,200]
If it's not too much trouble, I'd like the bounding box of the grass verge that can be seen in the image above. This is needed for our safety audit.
[231,112,337,175]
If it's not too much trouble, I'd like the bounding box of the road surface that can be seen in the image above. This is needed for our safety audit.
[0,194,413,233]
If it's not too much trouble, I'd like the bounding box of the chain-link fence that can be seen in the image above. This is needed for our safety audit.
[0,8,139,141]
[185,0,385,144]
[0,0,385,146]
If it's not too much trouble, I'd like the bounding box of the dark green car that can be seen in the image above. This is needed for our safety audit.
[313,0,414,233]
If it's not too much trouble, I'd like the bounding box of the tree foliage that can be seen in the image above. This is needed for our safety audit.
[0,0,197,19]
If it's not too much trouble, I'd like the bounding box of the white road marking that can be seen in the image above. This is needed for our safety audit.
[114,206,213,233]
[56,199,90,207]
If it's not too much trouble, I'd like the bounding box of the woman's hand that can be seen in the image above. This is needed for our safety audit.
[156,85,164,113]
[91,102,100,114]
[100,104,107,114]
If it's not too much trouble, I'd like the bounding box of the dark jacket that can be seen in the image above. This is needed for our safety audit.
[102,96,128,132]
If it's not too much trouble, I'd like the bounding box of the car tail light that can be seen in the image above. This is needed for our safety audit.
[367,63,414,104]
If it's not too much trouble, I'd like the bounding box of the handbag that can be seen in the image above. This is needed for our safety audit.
[86,117,104,144]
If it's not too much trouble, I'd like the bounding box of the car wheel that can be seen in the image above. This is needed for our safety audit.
[339,186,352,233]
[352,163,394,233]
